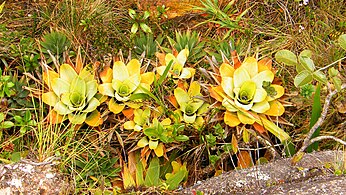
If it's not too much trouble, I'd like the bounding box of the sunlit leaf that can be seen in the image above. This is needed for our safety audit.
[338,34,346,50]
[299,56,315,72]
[144,157,160,186]
[294,70,313,87]
[275,50,297,66]
[313,70,327,84]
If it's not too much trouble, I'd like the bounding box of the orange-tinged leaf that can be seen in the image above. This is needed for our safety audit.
[231,134,238,153]
[47,110,65,124]
[231,50,241,69]
[253,122,266,134]
[122,108,134,120]
[85,110,103,126]
[75,47,83,74]
[237,151,253,168]
[210,86,225,102]
[100,66,113,83]
[258,57,272,72]
[168,95,179,108]
[43,70,59,88]
[214,170,223,177]
[155,52,166,66]
[242,126,250,144]
[224,111,241,127]
[127,152,137,178]
[141,72,155,85]
[264,100,285,116]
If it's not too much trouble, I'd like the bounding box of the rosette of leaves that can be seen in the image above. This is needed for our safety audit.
[210,57,290,142]
[128,9,152,34]
[98,59,154,114]
[166,30,205,63]
[40,31,71,64]
[42,59,102,126]
[123,108,151,132]
[133,33,163,59]
[156,48,195,80]
[137,118,188,157]
[173,81,209,127]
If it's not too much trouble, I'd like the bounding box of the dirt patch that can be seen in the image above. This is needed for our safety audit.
[181,150,346,194]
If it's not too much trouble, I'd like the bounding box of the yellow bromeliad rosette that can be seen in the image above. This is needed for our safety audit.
[211,57,290,142]
[42,61,103,126]
[98,59,154,114]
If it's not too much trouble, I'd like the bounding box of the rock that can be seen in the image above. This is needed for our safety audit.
[181,150,346,194]
[0,160,72,195]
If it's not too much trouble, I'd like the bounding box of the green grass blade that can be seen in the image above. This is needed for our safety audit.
[306,84,321,152]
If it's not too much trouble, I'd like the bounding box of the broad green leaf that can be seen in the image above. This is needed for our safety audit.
[294,70,313,87]
[144,127,158,137]
[0,113,4,122]
[175,135,189,142]
[275,50,298,66]
[144,157,160,186]
[128,9,136,19]
[136,160,145,186]
[338,34,346,51]
[140,23,152,33]
[2,121,14,129]
[299,49,312,58]
[307,84,321,152]
[299,56,315,72]
[142,11,150,20]
[328,67,339,77]
[131,23,138,34]
[11,152,21,162]
[313,71,327,84]
[166,169,188,190]
[332,76,342,91]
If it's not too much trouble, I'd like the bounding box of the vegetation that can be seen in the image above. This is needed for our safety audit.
[0,0,345,194]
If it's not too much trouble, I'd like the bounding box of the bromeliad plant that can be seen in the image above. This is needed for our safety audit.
[156,48,195,80]
[42,55,103,126]
[173,81,209,128]
[98,59,155,114]
[210,56,291,143]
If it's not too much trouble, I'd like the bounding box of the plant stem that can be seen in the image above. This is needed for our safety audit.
[297,83,346,154]
[318,56,346,71]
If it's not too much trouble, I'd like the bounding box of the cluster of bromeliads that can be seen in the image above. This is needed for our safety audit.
[41,48,291,158]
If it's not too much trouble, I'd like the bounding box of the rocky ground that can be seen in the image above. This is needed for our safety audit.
[0,150,344,194]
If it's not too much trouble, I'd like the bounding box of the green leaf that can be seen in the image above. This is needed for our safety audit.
[2,121,14,129]
[332,76,342,91]
[299,56,315,72]
[144,157,160,187]
[136,160,145,186]
[299,50,312,58]
[338,34,346,50]
[0,113,4,122]
[144,127,158,137]
[294,70,313,87]
[131,23,138,34]
[313,70,327,84]
[140,23,152,33]
[129,93,150,101]
[11,152,21,162]
[142,11,150,20]
[128,9,136,19]
[306,84,321,153]
[166,168,188,190]
[328,67,339,77]
[174,135,189,142]
[275,50,298,66]
[157,60,173,86]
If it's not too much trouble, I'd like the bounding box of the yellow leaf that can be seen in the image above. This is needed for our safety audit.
[141,72,155,85]
[210,86,225,102]
[224,111,240,127]
[109,98,125,114]
[85,110,103,126]
[264,100,285,116]
[154,143,164,157]
[122,164,136,189]
[258,57,272,73]
[138,137,149,148]
[237,111,255,125]
[220,63,235,77]
[124,121,135,130]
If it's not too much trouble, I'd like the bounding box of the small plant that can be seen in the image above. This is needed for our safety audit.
[156,48,195,80]
[0,68,15,98]
[210,56,291,144]
[41,53,102,126]
[166,30,205,63]
[40,31,71,64]
[133,33,163,59]
[128,9,152,34]
[173,81,209,128]
[98,59,155,114]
